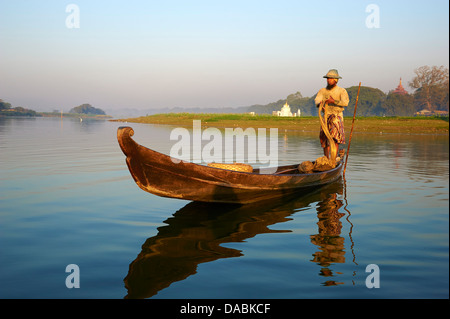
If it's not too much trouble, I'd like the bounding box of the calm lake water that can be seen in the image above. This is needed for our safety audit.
[0,117,448,299]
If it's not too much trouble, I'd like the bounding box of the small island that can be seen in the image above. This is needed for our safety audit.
[41,103,111,119]
[69,103,107,116]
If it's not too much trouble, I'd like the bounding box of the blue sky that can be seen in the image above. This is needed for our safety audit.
[0,0,448,111]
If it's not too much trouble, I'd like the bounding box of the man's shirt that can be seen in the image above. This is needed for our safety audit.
[315,85,349,118]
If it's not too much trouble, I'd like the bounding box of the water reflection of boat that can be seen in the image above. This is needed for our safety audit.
[117,126,343,204]
[124,179,345,299]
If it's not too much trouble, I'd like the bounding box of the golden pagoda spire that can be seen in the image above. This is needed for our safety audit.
[393,77,407,95]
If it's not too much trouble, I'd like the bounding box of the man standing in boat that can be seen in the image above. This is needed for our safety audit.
[314,69,349,159]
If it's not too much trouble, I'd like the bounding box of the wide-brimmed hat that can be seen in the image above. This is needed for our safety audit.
[323,69,342,79]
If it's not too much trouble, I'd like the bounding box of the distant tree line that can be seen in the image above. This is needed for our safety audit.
[0,99,40,117]
[248,65,449,117]
[1,100,108,117]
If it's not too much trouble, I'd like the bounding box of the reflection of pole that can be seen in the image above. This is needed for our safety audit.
[343,82,361,176]
[343,177,357,266]
[343,175,358,285]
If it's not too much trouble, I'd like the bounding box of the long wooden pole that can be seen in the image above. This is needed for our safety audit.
[343,82,361,176]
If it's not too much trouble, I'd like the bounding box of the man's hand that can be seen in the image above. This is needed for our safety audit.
[325,96,335,104]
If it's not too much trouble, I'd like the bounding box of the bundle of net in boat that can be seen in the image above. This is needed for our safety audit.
[298,156,341,173]
[207,162,253,172]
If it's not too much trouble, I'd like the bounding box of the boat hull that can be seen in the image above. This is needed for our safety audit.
[117,126,343,204]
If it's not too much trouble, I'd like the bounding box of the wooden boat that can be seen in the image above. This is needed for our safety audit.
[117,124,343,204]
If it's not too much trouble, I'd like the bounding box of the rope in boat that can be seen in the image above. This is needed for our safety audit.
[318,101,338,165]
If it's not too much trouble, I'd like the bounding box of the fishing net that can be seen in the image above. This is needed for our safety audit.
[298,156,340,173]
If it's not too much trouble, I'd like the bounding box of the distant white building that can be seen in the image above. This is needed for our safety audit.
[273,101,301,117]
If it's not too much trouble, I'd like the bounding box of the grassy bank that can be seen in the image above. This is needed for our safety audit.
[112,113,449,135]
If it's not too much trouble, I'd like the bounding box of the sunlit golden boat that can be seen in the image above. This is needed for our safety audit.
[117,126,343,204]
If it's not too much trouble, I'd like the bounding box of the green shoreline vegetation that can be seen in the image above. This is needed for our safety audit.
[112,113,449,135]
[39,112,112,119]
[0,111,112,119]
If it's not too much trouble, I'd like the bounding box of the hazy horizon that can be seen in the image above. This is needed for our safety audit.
[1,0,448,112]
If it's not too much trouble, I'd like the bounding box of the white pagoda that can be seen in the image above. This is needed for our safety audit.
[273,101,301,117]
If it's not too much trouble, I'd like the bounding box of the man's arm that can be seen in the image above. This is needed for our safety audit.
[333,88,349,107]
[314,89,324,107]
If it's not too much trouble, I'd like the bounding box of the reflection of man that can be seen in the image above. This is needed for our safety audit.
[310,193,345,265]
[314,69,349,158]
[310,192,345,286]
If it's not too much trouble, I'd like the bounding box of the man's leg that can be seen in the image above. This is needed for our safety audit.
[323,145,330,157]
[332,141,339,159]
